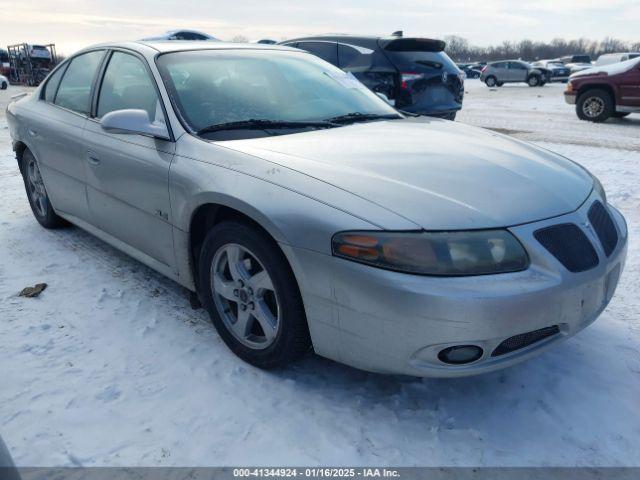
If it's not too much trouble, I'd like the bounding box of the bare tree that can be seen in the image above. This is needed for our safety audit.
[231,35,249,43]
[444,37,640,63]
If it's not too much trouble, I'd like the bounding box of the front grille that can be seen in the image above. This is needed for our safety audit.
[534,224,599,272]
[492,325,560,357]
[588,201,618,257]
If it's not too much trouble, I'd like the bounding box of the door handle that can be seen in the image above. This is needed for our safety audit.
[28,129,38,138]
[87,151,101,166]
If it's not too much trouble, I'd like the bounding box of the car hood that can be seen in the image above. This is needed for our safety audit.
[219,119,593,230]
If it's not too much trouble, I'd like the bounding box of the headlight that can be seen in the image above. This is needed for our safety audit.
[592,176,607,204]
[332,230,529,276]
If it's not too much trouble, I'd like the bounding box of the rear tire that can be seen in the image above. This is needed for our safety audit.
[198,220,311,369]
[576,89,614,122]
[485,76,497,87]
[0,81,7,90]
[21,149,68,229]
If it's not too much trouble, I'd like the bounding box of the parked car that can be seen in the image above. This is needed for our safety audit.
[565,56,640,122]
[558,55,593,74]
[7,41,627,377]
[480,60,547,87]
[257,39,277,45]
[0,74,8,90]
[279,33,464,120]
[0,48,10,76]
[457,63,482,79]
[531,60,571,82]
[596,52,640,66]
[140,29,218,41]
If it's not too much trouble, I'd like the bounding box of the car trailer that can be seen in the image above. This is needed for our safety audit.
[7,43,57,86]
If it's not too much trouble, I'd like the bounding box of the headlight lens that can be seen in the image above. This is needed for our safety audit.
[332,230,529,276]
[592,176,607,204]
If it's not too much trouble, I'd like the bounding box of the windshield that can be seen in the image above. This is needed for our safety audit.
[156,49,399,137]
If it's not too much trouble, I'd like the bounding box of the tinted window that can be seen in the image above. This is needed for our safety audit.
[55,50,104,114]
[43,64,67,103]
[492,62,506,69]
[97,51,161,121]
[173,31,208,40]
[338,44,360,67]
[510,62,527,70]
[384,50,457,72]
[297,42,338,65]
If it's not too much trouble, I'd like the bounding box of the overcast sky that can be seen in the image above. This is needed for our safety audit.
[1,0,637,55]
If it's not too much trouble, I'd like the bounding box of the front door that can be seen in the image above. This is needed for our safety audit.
[619,64,640,109]
[83,50,176,269]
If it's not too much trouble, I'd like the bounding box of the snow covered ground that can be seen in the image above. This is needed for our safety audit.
[1,81,639,467]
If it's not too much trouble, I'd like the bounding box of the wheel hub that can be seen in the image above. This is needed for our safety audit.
[211,244,280,349]
[584,97,604,117]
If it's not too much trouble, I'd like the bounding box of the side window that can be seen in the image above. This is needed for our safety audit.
[338,44,360,68]
[97,51,162,122]
[511,62,526,70]
[42,64,67,103]
[297,42,338,66]
[173,31,208,40]
[55,50,104,114]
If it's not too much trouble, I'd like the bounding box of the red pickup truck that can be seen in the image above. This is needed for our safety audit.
[565,57,640,122]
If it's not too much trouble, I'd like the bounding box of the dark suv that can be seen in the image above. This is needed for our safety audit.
[280,34,464,119]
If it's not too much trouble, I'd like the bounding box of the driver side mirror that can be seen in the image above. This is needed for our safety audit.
[100,109,170,140]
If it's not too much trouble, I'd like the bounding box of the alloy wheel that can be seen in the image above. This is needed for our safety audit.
[26,158,48,217]
[583,97,605,118]
[210,243,281,349]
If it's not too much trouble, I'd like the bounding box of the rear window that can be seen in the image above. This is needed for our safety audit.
[383,46,457,72]
[572,55,591,64]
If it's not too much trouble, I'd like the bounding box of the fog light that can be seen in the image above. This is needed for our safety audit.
[438,345,483,365]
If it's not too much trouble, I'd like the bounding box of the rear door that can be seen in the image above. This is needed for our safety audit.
[619,62,640,109]
[492,62,509,82]
[83,49,176,269]
[508,62,528,82]
[26,50,105,222]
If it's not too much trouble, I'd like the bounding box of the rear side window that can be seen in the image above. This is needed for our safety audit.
[297,42,338,65]
[97,51,161,121]
[54,50,104,114]
[42,64,67,103]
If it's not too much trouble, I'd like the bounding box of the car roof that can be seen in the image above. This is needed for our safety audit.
[280,35,383,49]
[75,40,299,55]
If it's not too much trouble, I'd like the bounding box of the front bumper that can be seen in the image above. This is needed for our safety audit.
[285,193,627,377]
[564,92,577,104]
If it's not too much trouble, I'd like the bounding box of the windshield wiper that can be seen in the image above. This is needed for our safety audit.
[197,119,338,136]
[326,112,403,124]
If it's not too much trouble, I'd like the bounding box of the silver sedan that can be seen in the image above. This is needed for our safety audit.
[6,41,627,377]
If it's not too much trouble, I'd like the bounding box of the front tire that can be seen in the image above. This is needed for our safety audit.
[0,81,7,90]
[21,149,68,229]
[576,89,613,122]
[198,221,311,369]
[527,75,540,87]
